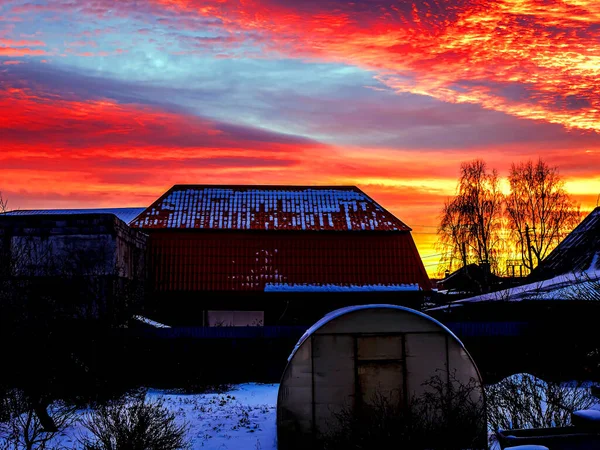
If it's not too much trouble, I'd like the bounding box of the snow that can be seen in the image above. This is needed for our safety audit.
[131,186,408,231]
[264,283,421,292]
[132,315,171,328]
[286,304,464,362]
[572,409,600,423]
[42,383,279,450]
[503,446,549,450]
[6,377,598,450]
[589,253,599,272]
[427,268,600,310]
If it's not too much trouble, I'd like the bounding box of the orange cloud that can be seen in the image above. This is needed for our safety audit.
[0,47,46,56]
[0,38,46,47]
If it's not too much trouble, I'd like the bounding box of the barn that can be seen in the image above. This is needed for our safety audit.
[130,185,430,326]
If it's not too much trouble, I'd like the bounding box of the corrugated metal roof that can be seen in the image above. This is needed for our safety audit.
[531,207,600,279]
[131,185,410,231]
[2,208,146,225]
[427,263,600,309]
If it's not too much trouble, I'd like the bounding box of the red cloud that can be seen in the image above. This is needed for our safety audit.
[150,0,600,132]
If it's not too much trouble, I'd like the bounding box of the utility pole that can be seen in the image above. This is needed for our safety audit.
[525,224,533,271]
[461,241,467,268]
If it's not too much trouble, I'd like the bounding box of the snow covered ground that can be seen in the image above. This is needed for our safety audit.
[51,383,278,450]
[13,377,600,449]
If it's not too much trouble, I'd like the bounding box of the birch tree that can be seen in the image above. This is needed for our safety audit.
[438,160,504,274]
[505,159,580,271]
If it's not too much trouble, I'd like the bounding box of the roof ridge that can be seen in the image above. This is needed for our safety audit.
[131,184,411,232]
[170,184,361,191]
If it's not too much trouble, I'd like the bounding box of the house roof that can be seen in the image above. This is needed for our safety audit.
[130,185,410,232]
[427,260,600,310]
[1,208,146,225]
[427,208,600,310]
[531,207,600,279]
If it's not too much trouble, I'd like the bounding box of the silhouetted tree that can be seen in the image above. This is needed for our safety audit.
[438,160,504,274]
[505,159,580,271]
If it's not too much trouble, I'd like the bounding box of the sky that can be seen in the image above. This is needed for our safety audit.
[1,0,600,275]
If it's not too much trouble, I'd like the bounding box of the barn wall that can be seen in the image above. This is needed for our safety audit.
[146,230,429,292]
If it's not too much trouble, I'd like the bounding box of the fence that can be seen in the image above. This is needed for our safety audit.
[129,321,529,340]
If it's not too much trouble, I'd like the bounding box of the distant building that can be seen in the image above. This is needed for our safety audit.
[425,209,600,381]
[429,207,600,309]
[0,213,148,322]
[530,206,600,280]
[3,207,146,225]
[436,263,500,297]
[130,185,430,326]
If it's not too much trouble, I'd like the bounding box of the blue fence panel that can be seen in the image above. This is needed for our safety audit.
[444,321,528,337]
[137,326,310,339]
[134,322,527,339]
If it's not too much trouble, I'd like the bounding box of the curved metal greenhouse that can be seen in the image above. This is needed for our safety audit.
[277,304,486,449]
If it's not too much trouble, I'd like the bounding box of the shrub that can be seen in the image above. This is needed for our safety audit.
[486,372,596,431]
[318,370,486,450]
[0,389,76,450]
[80,390,190,450]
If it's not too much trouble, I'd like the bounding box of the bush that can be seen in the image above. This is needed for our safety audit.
[80,390,190,450]
[318,370,486,450]
[0,389,76,450]
[486,372,597,431]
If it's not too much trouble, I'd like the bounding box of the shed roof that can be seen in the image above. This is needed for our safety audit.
[531,207,600,279]
[427,261,600,310]
[2,208,145,225]
[130,185,410,232]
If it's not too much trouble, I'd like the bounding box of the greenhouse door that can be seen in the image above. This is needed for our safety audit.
[356,334,405,407]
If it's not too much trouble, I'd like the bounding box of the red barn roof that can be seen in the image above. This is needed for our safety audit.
[131,185,410,232]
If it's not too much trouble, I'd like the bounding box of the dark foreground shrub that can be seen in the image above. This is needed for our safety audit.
[486,373,596,431]
[318,371,487,450]
[80,390,190,450]
[0,389,76,450]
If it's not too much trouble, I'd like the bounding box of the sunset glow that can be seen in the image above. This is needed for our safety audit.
[1,0,599,275]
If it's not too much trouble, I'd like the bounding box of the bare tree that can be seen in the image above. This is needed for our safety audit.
[0,389,77,450]
[486,373,595,432]
[0,193,7,214]
[506,159,580,271]
[438,160,504,275]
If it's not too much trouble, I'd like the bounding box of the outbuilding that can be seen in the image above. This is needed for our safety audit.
[277,304,485,449]
[130,185,430,326]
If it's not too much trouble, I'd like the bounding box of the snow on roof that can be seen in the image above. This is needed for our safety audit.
[130,185,410,232]
[287,304,466,362]
[264,283,421,292]
[2,208,146,225]
[132,315,171,328]
[427,264,600,310]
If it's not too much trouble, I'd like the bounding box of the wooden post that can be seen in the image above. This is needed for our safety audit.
[525,224,533,271]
